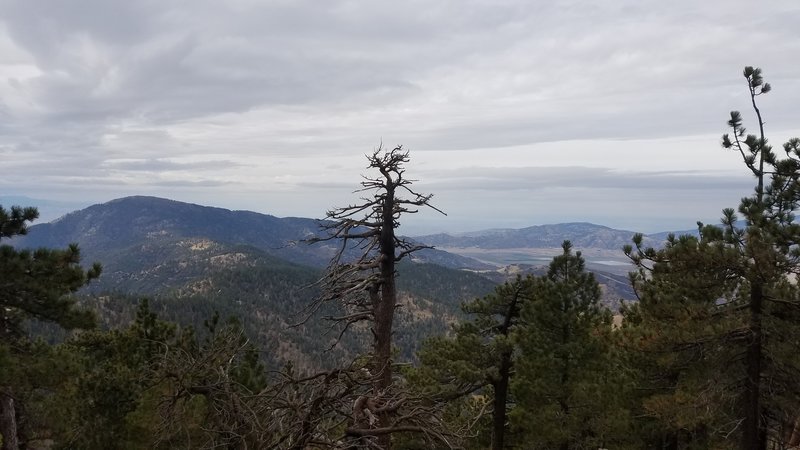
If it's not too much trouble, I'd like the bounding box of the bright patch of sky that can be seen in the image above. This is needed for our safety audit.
[0,0,798,234]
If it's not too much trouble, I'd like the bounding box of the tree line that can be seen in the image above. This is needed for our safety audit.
[1,66,799,449]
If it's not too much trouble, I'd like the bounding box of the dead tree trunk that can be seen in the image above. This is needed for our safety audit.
[308,145,444,449]
[0,390,19,450]
[375,179,397,389]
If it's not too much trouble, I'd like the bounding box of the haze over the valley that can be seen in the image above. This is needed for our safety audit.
[1,1,799,234]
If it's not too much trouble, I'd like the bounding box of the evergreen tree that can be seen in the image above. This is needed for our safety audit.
[412,243,626,449]
[512,241,625,450]
[412,277,530,449]
[0,206,38,239]
[0,205,100,450]
[624,66,800,449]
[53,301,267,449]
[55,299,181,450]
[622,231,742,448]
[0,205,101,338]
[720,67,800,450]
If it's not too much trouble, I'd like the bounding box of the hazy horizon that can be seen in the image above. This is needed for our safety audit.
[0,192,735,237]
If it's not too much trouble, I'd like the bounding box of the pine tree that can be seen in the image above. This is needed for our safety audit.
[54,299,181,449]
[412,277,531,449]
[623,231,742,448]
[624,66,800,449]
[0,204,100,450]
[512,241,624,450]
[720,67,800,450]
[0,205,101,339]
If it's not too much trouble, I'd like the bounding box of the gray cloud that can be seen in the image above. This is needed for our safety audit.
[102,158,240,172]
[0,0,797,232]
[152,179,234,188]
[425,166,755,192]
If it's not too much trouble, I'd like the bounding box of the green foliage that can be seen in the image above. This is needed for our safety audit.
[395,261,498,361]
[44,299,178,449]
[0,204,101,339]
[26,299,271,449]
[512,241,630,450]
[410,276,529,448]
[0,205,38,238]
[622,66,800,449]
[0,244,100,337]
[622,231,742,447]
[411,242,626,449]
[65,256,495,374]
[0,339,81,448]
[0,204,101,449]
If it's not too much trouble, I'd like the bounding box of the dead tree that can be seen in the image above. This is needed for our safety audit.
[151,148,452,449]
[307,145,444,448]
[156,335,453,449]
[155,324,360,450]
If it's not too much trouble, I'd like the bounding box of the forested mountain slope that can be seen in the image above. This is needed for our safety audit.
[11,196,487,269]
[10,197,498,368]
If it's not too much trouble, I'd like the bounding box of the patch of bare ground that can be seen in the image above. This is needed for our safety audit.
[209,252,250,267]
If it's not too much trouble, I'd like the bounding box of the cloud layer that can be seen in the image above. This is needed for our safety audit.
[0,0,798,233]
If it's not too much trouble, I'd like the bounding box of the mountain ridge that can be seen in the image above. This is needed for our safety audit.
[7,196,703,254]
[2,195,655,368]
[11,195,487,270]
[413,222,662,251]
[7,195,499,369]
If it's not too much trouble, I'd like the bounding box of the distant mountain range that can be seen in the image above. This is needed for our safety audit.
[413,222,684,251]
[9,196,700,260]
[7,196,701,299]
[11,196,487,270]
[411,222,701,288]
[7,196,497,368]
[6,195,704,367]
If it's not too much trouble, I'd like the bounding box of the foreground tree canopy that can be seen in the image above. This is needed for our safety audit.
[413,241,625,450]
[0,205,100,450]
[1,66,799,450]
[624,66,800,450]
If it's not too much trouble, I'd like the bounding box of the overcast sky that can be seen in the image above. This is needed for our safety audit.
[1,0,799,235]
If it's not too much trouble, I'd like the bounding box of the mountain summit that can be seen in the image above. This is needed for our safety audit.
[13,196,323,265]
